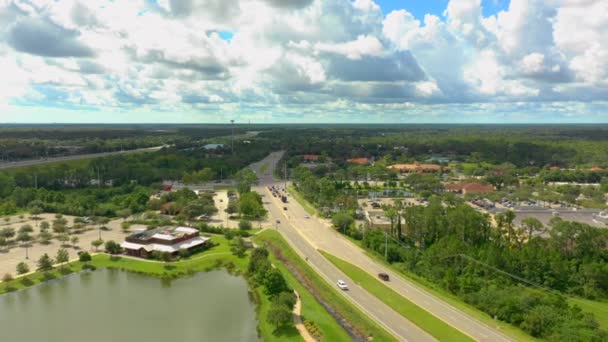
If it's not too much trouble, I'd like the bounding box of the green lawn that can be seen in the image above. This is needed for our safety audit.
[258,234,352,342]
[569,298,608,330]
[255,230,396,342]
[260,162,270,174]
[256,284,303,342]
[287,186,316,216]
[0,235,246,295]
[321,251,475,342]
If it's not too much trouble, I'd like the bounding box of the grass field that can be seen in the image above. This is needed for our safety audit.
[287,186,316,216]
[260,162,269,174]
[255,230,397,342]
[321,251,474,342]
[570,298,608,330]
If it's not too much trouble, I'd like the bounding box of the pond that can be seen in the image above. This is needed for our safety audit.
[0,269,259,342]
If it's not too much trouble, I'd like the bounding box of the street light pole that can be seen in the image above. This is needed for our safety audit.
[230,120,234,154]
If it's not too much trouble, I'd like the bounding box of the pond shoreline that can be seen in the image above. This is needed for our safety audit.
[0,235,269,341]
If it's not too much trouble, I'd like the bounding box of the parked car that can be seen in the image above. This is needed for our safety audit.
[378,273,390,281]
[337,280,348,290]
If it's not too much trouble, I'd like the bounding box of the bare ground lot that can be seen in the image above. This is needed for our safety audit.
[0,213,140,277]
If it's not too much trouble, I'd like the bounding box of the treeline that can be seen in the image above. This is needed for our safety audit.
[359,199,607,341]
[0,140,273,216]
[291,165,607,340]
[0,125,249,161]
[262,125,608,168]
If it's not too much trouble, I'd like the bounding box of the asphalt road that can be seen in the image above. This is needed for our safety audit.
[251,152,434,342]
[0,146,163,170]
[250,152,513,342]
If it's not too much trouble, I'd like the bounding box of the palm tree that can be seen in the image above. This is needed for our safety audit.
[16,232,32,259]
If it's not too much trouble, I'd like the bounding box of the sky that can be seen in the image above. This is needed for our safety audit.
[0,0,606,123]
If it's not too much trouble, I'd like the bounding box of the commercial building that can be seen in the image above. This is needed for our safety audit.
[347,157,371,165]
[444,183,495,196]
[121,226,210,258]
[387,163,447,173]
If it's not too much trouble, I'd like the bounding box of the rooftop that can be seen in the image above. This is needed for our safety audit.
[127,226,199,242]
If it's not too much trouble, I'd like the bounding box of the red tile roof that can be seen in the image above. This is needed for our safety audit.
[347,158,370,164]
[387,163,443,171]
[303,154,320,161]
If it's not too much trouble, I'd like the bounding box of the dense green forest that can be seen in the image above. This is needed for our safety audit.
[0,125,248,160]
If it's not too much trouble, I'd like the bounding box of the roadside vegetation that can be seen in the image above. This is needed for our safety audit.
[321,251,474,342]
[255,229,397,342]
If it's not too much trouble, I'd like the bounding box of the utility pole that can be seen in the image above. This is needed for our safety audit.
[230,119,235,154]
[385,231,388,260]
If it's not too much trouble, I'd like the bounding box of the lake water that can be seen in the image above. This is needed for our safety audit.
[0,269,259,342]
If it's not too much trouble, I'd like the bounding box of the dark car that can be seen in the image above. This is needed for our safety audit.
[378,273,390,281]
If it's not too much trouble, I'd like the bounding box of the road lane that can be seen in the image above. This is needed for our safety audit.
[251,151,513,342]
[0,146,163,170]
[252,151,435,341]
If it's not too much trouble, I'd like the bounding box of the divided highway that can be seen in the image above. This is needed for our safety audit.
[0,146,163,170]
[250,151,512,342]
[251,152,434,341]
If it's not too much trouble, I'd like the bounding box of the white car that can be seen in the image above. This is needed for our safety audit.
[337,280,349,290]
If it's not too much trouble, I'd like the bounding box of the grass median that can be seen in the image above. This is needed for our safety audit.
[254,229,397,342]
[321,251,474,342]
[348,237,537,342]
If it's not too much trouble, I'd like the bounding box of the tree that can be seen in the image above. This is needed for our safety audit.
[522,217,544,239]
[266,304,293,329]
[91,239,103,251]
[38,231,53,244]
[55,248,69,268]
[496,210,516,245]
[39,221,50,231]
[29,206,43,226]
[16,231,32,259]
[104,240,122,254]
[238,192,266,218]
[16,262,29,275]
[273,291,296,310]
[0,173,15,197]
[231,237,248,258]
[36,253,54,271]
[235,169,259,194]
[239,220,252,230]
[331,212,354,234]
[116,209,132,222]
[0,227,15,239]
[2,273,13,283]
[263,268,289,296]
[19,224,33,234]
[57,233,70,246]
[79,251,92,263]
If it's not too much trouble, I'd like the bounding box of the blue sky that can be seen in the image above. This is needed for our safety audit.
[0,0,606,123]
[375,0,509,19]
